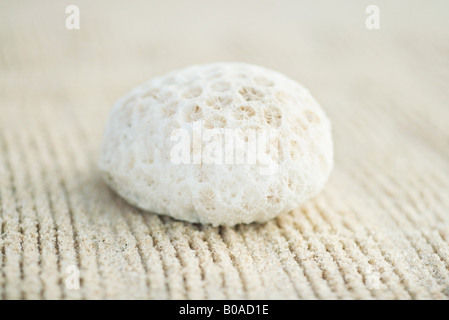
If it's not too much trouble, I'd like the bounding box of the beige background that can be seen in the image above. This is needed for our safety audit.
[1,0,449,299]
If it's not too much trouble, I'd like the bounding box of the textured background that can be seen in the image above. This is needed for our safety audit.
[1,0,449,299]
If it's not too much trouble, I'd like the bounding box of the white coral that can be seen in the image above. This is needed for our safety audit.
[99,62,333,226]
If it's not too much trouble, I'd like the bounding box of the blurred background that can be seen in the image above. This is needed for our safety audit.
[1,0,448,165]
[1,0,449,300]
